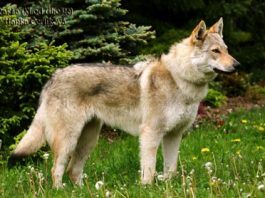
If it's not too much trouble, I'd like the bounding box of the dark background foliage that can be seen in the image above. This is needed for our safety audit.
[122,0,265,76]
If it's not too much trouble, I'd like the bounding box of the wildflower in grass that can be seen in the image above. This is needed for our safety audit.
[192,156,197,160]
[231,138,241,142]
[37,172,44,180]
[235,150,243,159]
[208,168,213,174]
[204,162,213,170]
[258,184,265,191]
[258,126,264,132]
[43,153,49,160]
[204,162,213,174]
[210,176,219,187]
[28,165,34,173]
[201,147,210,153]
[157,174,164,181]
[82,173,88,179]
[189,169,195,175]
[241,119,248,124]
[95,181,104,190]
[246,193,252,198]
[105,190,111,197]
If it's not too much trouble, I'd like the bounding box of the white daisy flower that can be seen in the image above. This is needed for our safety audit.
[258,184,265,191]
[95,181,104,190]
[105,190,111,197]
[157,174,164,181]
[43,153,49,160]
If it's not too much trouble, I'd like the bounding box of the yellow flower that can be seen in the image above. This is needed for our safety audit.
[231,138,241,142]
[256,146,264,150]
[201,148,210,153]
[236,150,243,159]
[258,127,264,132]
[241,119,248,124]
[192,156,197,160]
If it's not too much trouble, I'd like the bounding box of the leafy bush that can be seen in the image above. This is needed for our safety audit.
[219,72,251,97]
[250,69,265,83]
[205,89,227,107]
[245,85,265,100]
[0,4,73,150]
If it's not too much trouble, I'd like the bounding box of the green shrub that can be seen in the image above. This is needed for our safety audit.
[250,68,265,83]
[219,72,251,97]
[245,85,265,100]
[0,4,73,150]
[205,89,227,107]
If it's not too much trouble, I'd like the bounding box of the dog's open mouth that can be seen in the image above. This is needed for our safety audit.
[213,67,235,74]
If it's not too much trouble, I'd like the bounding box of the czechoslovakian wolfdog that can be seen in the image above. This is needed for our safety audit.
[8,18,239,188]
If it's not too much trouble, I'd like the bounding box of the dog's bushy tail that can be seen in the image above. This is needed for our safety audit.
[8,104,46,167]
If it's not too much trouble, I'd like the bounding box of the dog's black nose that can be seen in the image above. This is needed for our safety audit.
[233,59,240,67]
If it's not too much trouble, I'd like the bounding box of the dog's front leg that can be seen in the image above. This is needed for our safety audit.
[140,125,163,184]
[162,131,183,179]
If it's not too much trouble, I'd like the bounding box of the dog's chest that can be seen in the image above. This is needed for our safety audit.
[164,101,199,132]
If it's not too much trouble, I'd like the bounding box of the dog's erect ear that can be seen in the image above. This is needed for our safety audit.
[190,20,207,45]
[209,17,223,37]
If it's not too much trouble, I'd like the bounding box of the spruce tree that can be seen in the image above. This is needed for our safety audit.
[54,0,155,63]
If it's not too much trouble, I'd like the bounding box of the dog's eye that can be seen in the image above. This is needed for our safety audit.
[212,48,221,53]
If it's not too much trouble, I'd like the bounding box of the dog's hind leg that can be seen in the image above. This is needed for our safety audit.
[48,116,85,188]
[67,118,102,186]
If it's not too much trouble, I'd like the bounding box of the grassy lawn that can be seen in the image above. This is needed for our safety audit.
[1,108,265,197]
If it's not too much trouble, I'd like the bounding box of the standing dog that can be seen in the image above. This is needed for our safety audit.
[8,18,239,188]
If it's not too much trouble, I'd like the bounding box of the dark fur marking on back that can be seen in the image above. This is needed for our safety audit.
[72,63,133,68]
[87,83,106,96]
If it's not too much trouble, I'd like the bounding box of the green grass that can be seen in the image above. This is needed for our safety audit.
[1,108,265,197]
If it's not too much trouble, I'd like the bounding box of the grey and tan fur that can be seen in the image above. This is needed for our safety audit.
[8,18,239,188]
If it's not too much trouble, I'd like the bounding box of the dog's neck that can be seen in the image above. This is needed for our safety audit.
[161,43,211,103]
[174,76,209,104]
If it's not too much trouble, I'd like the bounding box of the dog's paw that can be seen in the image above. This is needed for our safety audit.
[141,177,154,185]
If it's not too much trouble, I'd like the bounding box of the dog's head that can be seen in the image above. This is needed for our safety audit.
[189,18,240,74]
